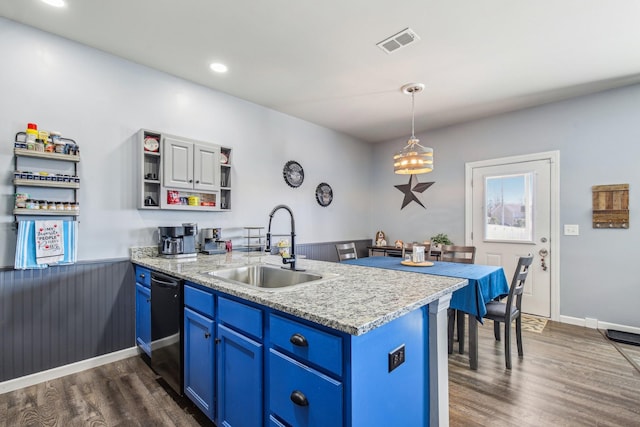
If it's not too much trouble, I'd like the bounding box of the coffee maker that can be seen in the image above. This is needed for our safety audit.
[201,228,225,255]
[158,223,197,258]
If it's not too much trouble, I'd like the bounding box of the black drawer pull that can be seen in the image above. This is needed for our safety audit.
[204,332,211,339]
[290,390,309,407]
[289,333,308,347]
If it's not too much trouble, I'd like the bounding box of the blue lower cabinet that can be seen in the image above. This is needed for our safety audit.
[217,323,263,427]
[269,349,343,427]
[269,415,288,427]
[135,283,151,356]
[184,307,215,421]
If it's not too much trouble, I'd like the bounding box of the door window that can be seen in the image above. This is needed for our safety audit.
[484,173,534,242]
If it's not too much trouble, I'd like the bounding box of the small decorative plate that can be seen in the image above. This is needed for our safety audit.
[220,152,229,164]
[283,160,304,188]
[315,182,333,207]
[143,136,159,152]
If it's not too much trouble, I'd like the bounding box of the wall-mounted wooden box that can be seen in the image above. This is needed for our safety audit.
[592,184,629,228]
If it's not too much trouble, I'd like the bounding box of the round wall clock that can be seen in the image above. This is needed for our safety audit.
[283,160,304,188]
[315,182,333,207]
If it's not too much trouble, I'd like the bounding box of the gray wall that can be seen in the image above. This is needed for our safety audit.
[0,18,373,268]
[372,85,640,328]
[0,260,134,382]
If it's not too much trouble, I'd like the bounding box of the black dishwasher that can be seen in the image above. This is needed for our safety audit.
[151,272,183,395]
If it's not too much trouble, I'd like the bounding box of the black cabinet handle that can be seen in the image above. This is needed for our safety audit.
[196,180,200,184]
[139,273,145,279]
[204,332,211,339]
[189,179,193,183]
[289,333,308,347]
[290,390,309,407]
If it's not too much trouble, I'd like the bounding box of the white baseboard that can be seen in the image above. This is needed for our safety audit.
[0,347,140,394]
[559,315,640,335]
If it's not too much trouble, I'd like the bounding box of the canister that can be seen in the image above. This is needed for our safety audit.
[15,193,29,208]
[188,195,200,206]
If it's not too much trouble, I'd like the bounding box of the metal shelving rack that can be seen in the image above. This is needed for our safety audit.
[13,132,80,224]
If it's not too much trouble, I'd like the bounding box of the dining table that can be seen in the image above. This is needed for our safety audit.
[344,256,510,370]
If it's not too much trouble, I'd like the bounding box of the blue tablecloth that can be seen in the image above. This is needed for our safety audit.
[344,257,510,319]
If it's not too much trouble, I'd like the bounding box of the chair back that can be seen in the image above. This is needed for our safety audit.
[336,242,358,262]
[505,255,534,311]
[403,242,431,260]
[441,245,476,264]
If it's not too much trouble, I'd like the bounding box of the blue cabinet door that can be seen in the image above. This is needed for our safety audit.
[217,323,263,427]
[184,307,215,421]
[135,283,151,356]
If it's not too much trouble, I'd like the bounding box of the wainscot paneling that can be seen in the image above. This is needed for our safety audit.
[0,259,135,382]
[296,239,371,263]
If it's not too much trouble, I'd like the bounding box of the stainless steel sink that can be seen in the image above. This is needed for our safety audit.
[203,263,337,291]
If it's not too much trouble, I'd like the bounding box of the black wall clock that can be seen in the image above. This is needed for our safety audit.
[315,182,333,207]
[283,160,304,188]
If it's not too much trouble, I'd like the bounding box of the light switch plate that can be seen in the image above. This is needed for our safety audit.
[564,224,579,235]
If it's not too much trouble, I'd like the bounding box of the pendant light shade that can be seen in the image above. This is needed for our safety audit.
[393,83,433,175]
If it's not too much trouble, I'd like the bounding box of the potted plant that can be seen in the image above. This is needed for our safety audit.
[430,233,453,252]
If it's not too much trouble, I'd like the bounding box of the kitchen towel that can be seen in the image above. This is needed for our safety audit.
[35,220,64,264]
[14,220,78,269]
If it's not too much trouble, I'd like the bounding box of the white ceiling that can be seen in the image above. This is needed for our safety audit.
[3,0,640,143]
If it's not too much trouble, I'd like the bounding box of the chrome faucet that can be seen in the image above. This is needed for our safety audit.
[265,204,304,271]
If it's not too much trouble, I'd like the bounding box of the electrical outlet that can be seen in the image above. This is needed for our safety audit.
[388,344,406,372]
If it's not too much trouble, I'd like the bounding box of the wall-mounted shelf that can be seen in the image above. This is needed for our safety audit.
[592,184,629,229]
[14,148,80,162]
[13,208,80,217]
[13,133,80,224]
[13,179,80,189]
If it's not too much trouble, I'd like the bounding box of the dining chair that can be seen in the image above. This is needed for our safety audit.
[483,255,534,369]
[401,242,431,260]
[335,242,358,262]
[442,245,477,355]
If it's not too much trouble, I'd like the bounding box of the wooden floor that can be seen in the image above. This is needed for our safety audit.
[449,320,640,427]
[0,357,212,427]
[1,321,639,426]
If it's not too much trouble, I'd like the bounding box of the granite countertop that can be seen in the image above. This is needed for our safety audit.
[130,250,467,336]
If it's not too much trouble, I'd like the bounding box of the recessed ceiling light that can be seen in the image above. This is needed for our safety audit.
[41,0,66,7]
[209,63,228,73]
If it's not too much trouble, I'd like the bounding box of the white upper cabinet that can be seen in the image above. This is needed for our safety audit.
[193,144,220,191]
[137,129,231,211]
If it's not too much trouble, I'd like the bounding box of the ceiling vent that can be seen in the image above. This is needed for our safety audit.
[376,28,420,54]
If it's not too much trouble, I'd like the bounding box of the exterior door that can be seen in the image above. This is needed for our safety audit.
[468,154,557,318]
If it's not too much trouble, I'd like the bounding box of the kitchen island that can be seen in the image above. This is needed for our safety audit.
[132,250,467,426]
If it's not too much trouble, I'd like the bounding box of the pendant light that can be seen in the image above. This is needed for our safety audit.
[393,83,433,174]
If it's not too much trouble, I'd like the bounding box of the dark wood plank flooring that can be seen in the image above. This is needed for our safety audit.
[0,357,211,427]
[449,320,640,427]
[1,321,639,426]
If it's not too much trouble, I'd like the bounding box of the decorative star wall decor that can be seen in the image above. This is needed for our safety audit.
[395,175,435,209]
